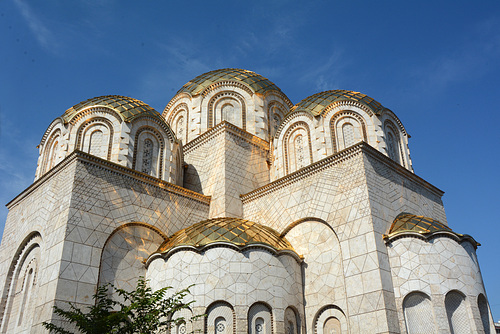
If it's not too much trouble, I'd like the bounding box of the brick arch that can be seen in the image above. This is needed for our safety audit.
[329,111,367,154]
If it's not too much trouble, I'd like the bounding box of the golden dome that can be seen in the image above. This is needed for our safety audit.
[62,95,161,123]
[387,213,452,236]
[290,90,386,116]
[158,217,295,253]
[176,68,283,96]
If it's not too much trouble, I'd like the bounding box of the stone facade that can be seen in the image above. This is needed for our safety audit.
[0,68,495,333]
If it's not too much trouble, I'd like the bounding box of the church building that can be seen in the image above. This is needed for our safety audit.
[0,68,495,333]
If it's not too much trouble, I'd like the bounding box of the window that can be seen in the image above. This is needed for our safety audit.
[445,291,471,334]
[403,292,436,334]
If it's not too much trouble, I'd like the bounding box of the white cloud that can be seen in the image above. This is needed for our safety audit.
[14,0,59,53]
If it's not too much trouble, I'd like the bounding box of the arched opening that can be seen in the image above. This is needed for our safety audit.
[445,291,471,334]
[478,294,491,334]
[403,292,436,334]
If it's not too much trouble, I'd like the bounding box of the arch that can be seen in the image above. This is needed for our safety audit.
[168,103,189,143]
[0,232,42,333]
[313,305,347,334]
[267,101,286,139]
[132,127,165,179]
[445,290,471,334]
[98,223,166,294]
[283,121,313,174]
[384,119,403,165]
[76,117,114,160]
[329,111,367,154]
[477,294,491,334]
[248,302,272,334]
[205,301,235,334]
[40,128,61,174]
[171,306,194,334]
[208,91,247,130]
[402,291,436,334]
[284,306,300,334]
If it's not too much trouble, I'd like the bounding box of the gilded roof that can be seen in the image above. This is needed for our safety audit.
[63,95,161,123]
[387,213,452,236]
[290,90,385,116]
[176,68,282,96]
[158,217,294,253]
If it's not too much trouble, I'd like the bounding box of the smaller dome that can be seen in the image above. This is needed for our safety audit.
[158,217,294,253]
[176,68,282,96]
[290,90,386,116]
[387,213,452,236]
[63,95,161,123]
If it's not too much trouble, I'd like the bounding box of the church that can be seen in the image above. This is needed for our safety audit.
[0,68,494,333]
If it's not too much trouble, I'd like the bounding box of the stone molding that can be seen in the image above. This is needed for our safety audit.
[7,151,211,209]
[384,230,479,249]
[183,121,269,155]
[241,142,444,203]
[145,241,303,267]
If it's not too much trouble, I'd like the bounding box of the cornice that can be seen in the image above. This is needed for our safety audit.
[7,151,210,208]
[241,142,444,203]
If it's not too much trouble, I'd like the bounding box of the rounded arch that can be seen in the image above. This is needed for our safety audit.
[76,116,114,160]
[477,293,491,334]
[168,103,189,143]
[313,305,347,334]
[98,223,167,293]
[0,232,43,333]
[329,111,367,154]
[283,121,313,174]
[383,119,403,165]
[248,302,272,334]
[402,291,436,334]
[132,126,165,179]
[445,290,471,334]
[284,306,301,334]
[208,91,247,130]
[205,300,235,334]
[40,128,62,175]
[267,101,287,140]
[68,106,122,126]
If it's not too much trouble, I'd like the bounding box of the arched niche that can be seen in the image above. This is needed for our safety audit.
[313,305,347,334]
[329,112,367,153]
[402,291,436,334]
[98,223,166,293]
[132,127,165,179]
[77,117,114,160]
[0,232,42,334]
[445,290,471,334]
[209,91,246,130]
[248,302,272,334]
[283,122,313,174]
[205,301,234,334]
[383,119,403,165]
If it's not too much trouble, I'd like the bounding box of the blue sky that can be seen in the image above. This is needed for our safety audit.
[1,0,499,320]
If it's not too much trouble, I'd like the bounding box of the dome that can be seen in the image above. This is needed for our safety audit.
[387,213,452,236]
[176,68,283,96]
[158,217,294,253]
[290,90,386,116]
[62,95,161,123]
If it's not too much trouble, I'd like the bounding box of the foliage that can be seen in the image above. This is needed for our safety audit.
[42,278,197,334]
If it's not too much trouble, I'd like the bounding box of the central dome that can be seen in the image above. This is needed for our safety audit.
[158,217,294,252]
[176,68,283,96]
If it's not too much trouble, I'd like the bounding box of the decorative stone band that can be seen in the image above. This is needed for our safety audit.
[145,242,303,267]
[241,141,444,203]
[7,150,211,209]
[183,121,270,155]
[383,230,480,249]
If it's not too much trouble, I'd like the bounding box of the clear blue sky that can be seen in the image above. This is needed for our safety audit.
[1,0,499,320]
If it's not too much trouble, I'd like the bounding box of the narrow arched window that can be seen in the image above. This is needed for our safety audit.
[48,139,59,170]
[445,291,471,334]
[176,116,184,141]
[141,139,153,174]
[342,123,355,148]
[478,294,491,334]
[403,292,436,333]
[248,303,271,334]
[17,267,34,326]
[89,130,105,158]
[214,316,226,334]
[323,317,341,334]
[294,134,305,170]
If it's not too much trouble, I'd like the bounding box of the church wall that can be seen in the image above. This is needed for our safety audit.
[387,237,494,334]
[184,123,269,218]
[242,144,399,334]
[146,247,303,334]
[0,157,78,333]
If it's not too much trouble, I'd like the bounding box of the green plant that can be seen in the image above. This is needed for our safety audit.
[43,278,197,334]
